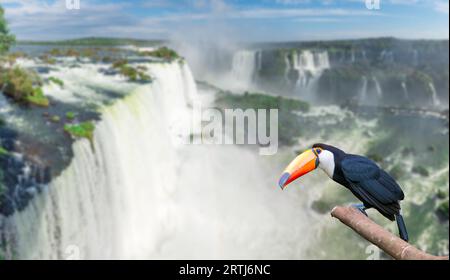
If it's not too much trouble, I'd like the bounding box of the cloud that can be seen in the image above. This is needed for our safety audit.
[434,0,449,14]
[0,0,447,41]
[1,0,161,40]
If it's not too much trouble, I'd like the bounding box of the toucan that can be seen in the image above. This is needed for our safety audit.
[279,143,409,242]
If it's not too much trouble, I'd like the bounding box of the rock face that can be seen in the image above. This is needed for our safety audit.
[223,38,448,108]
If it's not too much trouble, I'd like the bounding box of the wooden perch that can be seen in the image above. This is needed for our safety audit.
[331,206,449,260]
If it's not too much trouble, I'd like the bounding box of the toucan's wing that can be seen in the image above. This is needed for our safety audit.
[341,155,404,205]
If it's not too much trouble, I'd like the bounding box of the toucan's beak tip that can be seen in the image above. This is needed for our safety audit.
[278,172,290,190]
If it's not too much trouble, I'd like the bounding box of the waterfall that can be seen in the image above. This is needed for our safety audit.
[428,82,440,107]
[372,76,383,99]
[401,81,410,101]
[350,50,355,63]
[290,50,329,96]
[230,50,257,89]
[359,76,368,104]
[5,61,318,260]
[256,50,262,73]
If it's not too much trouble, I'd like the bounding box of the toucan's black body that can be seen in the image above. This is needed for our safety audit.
[312,143,409,241]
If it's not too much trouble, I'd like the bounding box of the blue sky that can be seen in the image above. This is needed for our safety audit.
[1,0,448,41]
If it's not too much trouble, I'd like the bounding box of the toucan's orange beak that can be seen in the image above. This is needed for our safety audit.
[278,149,319,190]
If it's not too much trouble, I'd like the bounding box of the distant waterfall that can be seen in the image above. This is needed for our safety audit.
[289,50,330,96]
[372,76,383,99]
[359,76,368,103]
[231,50,258,89]
[429,82,440,107]
[401,81,410,101]
[5,61,317,260]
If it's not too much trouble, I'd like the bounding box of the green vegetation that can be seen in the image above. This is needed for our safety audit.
[258,49,288,81]
[66,111,76,120]
[0,52,27,65]
[45,47,103,60]
[412,165,429,177]
[19,37,161,46]
[311,200,331,214]
[24,87,49,107]
[39,54,56,65]
[311,184,357,215]
[140,46,180,61]
[48,77,64,87]
[0,66,49,107]
[111,59,151,82]
[0,145,9,156]
[436,199,449,219]
[215,91,310,145]
[317,66,366,102]
[48,48,81,57]
[436,189,448,200]
[0,5,15,54]
[367,153,383,164]
[388,164,405,180]
[216,91,309,112]
[64,121,95,141]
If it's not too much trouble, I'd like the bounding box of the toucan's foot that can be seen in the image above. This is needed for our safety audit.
[351,203,368,217]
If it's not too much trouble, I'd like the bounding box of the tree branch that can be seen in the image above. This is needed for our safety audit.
[331,206,449,260]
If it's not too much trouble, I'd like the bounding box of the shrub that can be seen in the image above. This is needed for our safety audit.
[140,47,180,61]
[0,6,15,54]
[111,59,151,82]
[0,67,49,107]
[64,121,95,141]
[66,111,76,120]
[436,199,449,220]
[25,87,49,107]
[48,77,64,87]
[39,55,56,65]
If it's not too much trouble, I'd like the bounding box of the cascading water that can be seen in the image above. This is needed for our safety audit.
[359,76,368,104]
[401,81,410,101]
[230,50,258,89]
[429,82,441,107]
[4,60,320,260]
[289,50,330,97]
[372,76,383,99]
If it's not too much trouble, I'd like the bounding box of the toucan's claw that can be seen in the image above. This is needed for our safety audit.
[352,203,368,217]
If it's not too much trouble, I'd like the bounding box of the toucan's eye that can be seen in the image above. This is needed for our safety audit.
[316,149,322,154]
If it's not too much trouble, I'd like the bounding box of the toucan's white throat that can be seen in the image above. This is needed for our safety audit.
[318,150,335,178]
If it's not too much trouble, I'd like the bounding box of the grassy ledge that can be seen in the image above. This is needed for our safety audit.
[64,121,95,141]
[48,77,64,87]
[0,66,49,107]
[139,47,180,61]
[111,59,151,82]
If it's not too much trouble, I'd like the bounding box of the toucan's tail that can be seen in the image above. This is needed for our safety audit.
[395,213,409,242]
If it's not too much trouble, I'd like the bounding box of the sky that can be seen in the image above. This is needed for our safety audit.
[0,0,448,42]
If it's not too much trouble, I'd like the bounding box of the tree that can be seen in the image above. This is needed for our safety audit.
[0,5,15,54]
